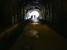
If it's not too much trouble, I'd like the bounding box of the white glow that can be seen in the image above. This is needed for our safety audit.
[29,11,39,18]
[30,11,39,22]
[25,10,40,23]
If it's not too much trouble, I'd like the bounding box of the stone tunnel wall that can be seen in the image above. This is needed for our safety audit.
[0,0,17,31]
[45,0,67,37]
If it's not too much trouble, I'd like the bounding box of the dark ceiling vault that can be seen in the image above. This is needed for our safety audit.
[18,0,49,6]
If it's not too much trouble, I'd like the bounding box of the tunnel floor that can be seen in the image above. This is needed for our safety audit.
[10,23,67,50]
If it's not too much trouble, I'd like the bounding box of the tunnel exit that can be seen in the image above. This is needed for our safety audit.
[24,9,43,24]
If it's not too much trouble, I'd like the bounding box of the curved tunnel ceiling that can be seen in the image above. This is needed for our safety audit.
[22,0,45,12]
[19,0,50,7]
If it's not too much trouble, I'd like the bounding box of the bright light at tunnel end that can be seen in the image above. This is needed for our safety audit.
[25,10,40,24]
[29,11,39,18]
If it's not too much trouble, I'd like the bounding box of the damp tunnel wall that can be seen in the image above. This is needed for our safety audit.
[0,0,24,32]
[44,0,67,37]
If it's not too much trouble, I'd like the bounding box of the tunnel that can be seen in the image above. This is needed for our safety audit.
[0,0,67,50]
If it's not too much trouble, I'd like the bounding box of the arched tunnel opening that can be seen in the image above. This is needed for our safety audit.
[24,9,44,24]
[0,0,67,50]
